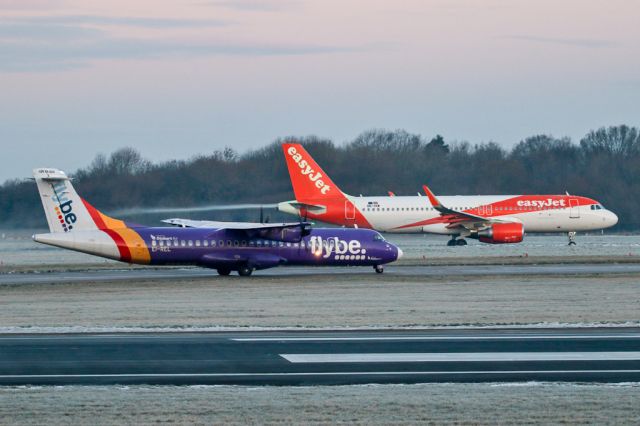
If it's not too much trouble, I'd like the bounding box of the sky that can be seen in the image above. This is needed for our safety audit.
[1,0,639,182]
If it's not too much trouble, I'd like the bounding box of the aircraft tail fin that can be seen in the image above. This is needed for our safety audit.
[33,168,126,233]
[282,142,345,202]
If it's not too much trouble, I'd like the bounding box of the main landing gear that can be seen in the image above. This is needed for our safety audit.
[567,231,577,246]
[217,266,254,276]
[447,236,467,246]
[374,265,384,274]
[237,265,254,277]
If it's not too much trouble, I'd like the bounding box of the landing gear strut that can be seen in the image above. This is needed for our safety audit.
[447,236,467,246]
[374,265,384,274]
[567,231,577,246]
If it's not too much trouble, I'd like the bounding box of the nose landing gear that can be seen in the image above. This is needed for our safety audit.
[374,265,384,274]
[567,231,577,246]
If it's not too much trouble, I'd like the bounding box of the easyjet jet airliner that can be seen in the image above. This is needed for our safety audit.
[277,143,618,245]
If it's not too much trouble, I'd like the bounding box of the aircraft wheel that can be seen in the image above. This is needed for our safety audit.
[456,239,468,246]
[447,239,457,246]
[217,268,231,276]
[374,265,384,274]
[238,265,253,277]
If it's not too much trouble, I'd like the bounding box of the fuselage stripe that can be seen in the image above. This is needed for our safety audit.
[80,198,132,262]
[103,229,132,262]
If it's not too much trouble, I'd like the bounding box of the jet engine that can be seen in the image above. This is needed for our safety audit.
[475,222,524,244]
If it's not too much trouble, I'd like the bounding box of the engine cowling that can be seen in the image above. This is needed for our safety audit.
[477,222,524,244]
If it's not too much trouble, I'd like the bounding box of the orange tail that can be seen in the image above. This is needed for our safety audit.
[282,143,344,202]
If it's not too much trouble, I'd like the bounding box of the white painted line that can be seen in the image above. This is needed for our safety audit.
[0,370,639,379]
[280,352,640,363]
[233,334,640,342]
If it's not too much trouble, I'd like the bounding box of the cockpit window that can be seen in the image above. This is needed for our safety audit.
[373,233,385,242]
[590,204,604,210]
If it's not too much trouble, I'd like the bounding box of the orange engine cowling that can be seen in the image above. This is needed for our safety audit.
[477,222,524,244]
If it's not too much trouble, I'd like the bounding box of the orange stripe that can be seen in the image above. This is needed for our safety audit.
[110,227,151,264]
[81,198,148,264]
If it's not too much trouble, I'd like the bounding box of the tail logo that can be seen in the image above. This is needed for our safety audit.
[51,181,77,232]
[287,146,332,195]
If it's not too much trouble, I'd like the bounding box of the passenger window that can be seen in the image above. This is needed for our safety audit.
[196,240,201,247]
[241,241,247,247]
[152,240,157,247]
[234,241,239,247]
[203,240,208,247]
[180,240,186,247]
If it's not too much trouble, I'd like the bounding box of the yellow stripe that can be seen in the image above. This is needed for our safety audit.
[114,227,151,264]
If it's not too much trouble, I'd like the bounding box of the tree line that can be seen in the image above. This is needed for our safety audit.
[1,125,639,230]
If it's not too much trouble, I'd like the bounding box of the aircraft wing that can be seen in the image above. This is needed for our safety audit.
[162,218,311,229]
[162,218,312,242]
[422,185,516,229]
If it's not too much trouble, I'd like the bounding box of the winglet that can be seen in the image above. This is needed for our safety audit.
[388,191,395,197]
[422,185,442,208]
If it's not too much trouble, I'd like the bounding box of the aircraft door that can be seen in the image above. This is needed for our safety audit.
[345,200,356,220]
[569,199,580,218]
[486,205,493,216]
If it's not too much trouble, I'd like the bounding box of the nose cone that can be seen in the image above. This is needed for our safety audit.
[606,211,619,228]
[396,247,404,261]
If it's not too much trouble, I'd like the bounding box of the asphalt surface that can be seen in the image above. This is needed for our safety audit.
[2,263,640,285]
[1,328,639,385]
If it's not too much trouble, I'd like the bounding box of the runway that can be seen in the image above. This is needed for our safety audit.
[2,262,640,285]
[1,328,639,385]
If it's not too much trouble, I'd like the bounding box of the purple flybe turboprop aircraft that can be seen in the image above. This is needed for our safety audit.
[31,168,402,276]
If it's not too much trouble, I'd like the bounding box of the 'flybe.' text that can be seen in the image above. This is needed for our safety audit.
[51,181,76,232]
[309,236,366,259]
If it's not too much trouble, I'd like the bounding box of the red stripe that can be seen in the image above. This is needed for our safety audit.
[80,198,131,262]
[81,198,108,230]
[103,228,132,262]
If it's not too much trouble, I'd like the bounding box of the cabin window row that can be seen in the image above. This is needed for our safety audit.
[363,206,570,212]
[151,239,315,249]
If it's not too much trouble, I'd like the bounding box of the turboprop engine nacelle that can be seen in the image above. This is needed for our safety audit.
[473,222,524,244]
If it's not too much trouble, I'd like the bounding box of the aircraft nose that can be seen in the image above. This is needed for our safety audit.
[608,211,619,227]
[396,247,404,260]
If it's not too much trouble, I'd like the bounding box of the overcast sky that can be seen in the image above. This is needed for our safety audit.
[1,0,639,182]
